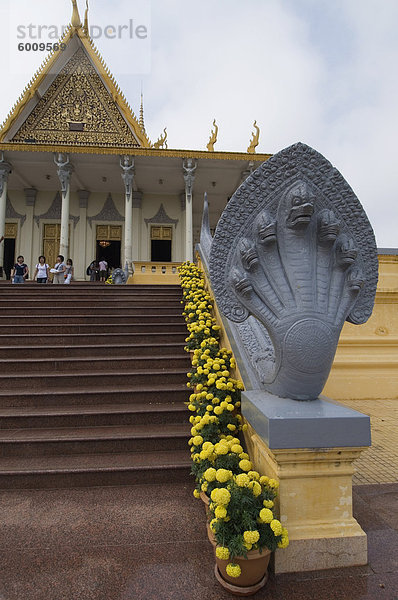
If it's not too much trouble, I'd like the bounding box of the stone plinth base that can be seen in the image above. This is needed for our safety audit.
[242,392,371,573]
[274,532,367,573]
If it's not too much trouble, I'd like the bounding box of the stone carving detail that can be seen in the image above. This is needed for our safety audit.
[144,204,178,227]
[0,159,12,197]
[12,48,141,148]
[120,156,135,196]
[54,153,73,194]
[209,143,378,400]
[34,192,79,228]
[112,268,127,285]
[183,158,197,196]
[87,193,124,228]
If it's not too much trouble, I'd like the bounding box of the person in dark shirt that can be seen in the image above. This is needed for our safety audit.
[11,256,29,284]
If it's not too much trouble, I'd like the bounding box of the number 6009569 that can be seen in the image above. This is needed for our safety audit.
[18,43,66,52]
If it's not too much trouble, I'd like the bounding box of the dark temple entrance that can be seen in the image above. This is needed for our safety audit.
[150,226,172,262]
[96,241,121,270]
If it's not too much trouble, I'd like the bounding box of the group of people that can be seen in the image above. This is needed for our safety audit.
[87,259,109,282]
[10,255,74,284]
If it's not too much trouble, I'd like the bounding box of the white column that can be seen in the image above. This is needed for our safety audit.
[77,190,90,280]
[22,188,37,271]
[180,192,186,263]
[54,153,73,259]
[132,191,142,261]
[0,157,12,278]
[183,158,197,262]
[120,156,135,273]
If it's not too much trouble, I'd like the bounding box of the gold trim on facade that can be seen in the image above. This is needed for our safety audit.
[0,142,272,162]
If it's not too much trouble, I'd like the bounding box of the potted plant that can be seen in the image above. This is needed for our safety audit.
[179,262,289,596]
[210,474,289,595]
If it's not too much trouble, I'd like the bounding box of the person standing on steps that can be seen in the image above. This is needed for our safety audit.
[11,255,29,284]
[99,257,108,283]
[88,260,99,282]
[52,255,67,285]
[33,256,49,284]
[64,259,74,285]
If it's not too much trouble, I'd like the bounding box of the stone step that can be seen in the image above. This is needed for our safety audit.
[0,289,182,297]
[0,283,181,291]
[0,402,188,429]
[0,331,187,346]
[0,368,189,391]
[0,300,182,310]
[6,323,187,335]
[0,314,184,325]
[0,422,190,458]
[0,354,189,373]
[0,306,183,316]
[0,450,191,489]
[0,383,188,408]
[0,342,186,359]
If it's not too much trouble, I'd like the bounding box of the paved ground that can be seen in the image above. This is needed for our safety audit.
[341,399,398,485]
[0,398,397,600]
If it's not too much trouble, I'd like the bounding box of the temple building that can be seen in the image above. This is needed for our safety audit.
[0,2,268,281]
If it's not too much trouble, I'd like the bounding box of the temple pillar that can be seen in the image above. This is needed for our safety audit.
[54,153,73,260]
[180,192,186,262]
[183,158,197,262]
[21,188,37,270]
[0,157,12,279]
[77,190,90,280]
[120,156,135,273]
[132,190,142,261]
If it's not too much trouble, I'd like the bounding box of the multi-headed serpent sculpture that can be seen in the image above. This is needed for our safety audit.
[209,143,378,400]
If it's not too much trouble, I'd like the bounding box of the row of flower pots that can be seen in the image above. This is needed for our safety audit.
[179,262,289,596]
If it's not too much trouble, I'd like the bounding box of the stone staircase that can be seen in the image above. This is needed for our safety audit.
[0,283,191,488]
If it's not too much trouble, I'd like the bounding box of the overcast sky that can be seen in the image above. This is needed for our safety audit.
[0,0,397,247]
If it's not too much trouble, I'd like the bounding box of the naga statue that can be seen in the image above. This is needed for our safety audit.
[209,143,378,400]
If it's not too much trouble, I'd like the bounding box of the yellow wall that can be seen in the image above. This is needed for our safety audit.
[324,254,398,400]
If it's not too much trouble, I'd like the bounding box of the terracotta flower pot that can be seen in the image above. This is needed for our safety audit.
[199,490,211,520]
[206,521,217,547]
[215,548,271,596]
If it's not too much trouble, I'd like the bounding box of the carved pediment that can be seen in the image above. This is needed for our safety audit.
[11,48,141,148]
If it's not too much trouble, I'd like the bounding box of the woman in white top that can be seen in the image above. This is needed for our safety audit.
[33,255,49,284]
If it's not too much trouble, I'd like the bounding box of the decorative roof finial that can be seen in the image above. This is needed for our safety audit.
[247,120,260,154]
[139,86,146,134]
[206,119,218,152]
[83,0,89,35]
[71,0,82,29]
[153,128,168,149]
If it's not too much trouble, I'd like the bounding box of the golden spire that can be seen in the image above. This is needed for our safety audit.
[83,0,89,35]
[139,89,146,134]
[206,119,218,152]
[247,120,260,154]
[71,0,82,29]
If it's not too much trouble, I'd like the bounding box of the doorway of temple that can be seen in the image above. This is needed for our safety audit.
[96,225,122,269]
[96,240,121,269]
[43,223,70,266]
[151,226,172,262]
[4,223,17,280]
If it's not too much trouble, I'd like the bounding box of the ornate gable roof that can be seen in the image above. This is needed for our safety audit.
[0,26,151,149]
